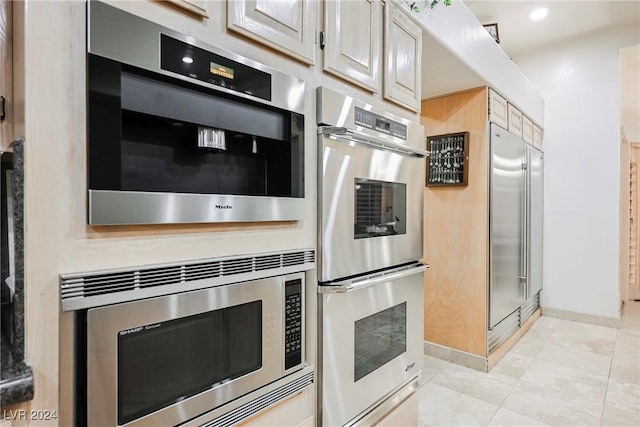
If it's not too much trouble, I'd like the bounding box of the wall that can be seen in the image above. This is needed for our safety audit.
[513,23,640,320]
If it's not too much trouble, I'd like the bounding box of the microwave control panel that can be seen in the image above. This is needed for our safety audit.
[284,278,302,370]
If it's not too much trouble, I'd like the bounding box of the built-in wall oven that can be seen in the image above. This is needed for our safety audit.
[316,87,428,426]
[59,249,315,426]
[87,1,305,225]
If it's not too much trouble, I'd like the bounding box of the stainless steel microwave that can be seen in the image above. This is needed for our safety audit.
[87,2,305,225]
[86,272,305,426]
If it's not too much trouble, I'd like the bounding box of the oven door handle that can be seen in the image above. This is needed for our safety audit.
[318,126,429,158]
[318,263,429,294]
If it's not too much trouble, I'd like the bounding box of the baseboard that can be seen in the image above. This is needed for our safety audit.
[423,341,488,373]
[541,307,620,329]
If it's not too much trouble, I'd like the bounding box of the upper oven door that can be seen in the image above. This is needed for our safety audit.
[318,129,425,282]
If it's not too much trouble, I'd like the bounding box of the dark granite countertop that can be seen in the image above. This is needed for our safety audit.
[0,140,33,408]
[0,334,33,407]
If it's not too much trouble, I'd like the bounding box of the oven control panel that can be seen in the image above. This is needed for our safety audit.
[284,278,302,370]
[354,107,407,140]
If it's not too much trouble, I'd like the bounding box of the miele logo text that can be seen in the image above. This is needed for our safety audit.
[215,205,232,209]
[405,362,416,372]
[119,327,143,336]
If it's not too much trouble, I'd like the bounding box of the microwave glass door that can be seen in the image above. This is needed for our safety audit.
[117,301,262,425]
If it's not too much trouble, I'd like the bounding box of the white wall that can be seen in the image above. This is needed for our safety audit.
[513,23,640,319]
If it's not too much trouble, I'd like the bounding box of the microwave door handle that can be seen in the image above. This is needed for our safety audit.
[318,263,430,294]
[318,126,429,158]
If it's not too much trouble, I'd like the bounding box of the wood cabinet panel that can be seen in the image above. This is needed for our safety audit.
[227,0,315,64]
[383,2,421,112]
[421,87,489,357]
[507,103,523,138]
[533,124,543,150]
[165,0,209,17]
[522,114,533,144]
[1,0,12,151]
[488,88,507,129]
[323,0,382,93]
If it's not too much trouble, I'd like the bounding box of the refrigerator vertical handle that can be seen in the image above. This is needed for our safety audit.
[522,150,529,300]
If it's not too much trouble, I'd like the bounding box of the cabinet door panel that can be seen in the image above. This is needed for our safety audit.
[165,0,209,17]
[522,115,533,144]
[533,125,543,150]
[324,0,382,93]
[507,103,523,138]
[228,0,315,64]
[488,89,508,128]
[383,3,421,111]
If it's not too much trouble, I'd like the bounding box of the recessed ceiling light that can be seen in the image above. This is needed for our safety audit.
[530,7,548,21]
[182,56,194,64]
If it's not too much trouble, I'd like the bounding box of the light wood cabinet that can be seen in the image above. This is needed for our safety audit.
[533,124,543,150]
[383,1,422,112]
[507,103,523,138]
[165,0,209,17]
[488,88,507,129]
[1,0,12,152]
[323,0,382,93]
[422,87,543,371]
[522,114,533,144]
[227,0,315,65]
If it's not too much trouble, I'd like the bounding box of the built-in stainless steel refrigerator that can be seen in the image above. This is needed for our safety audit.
[489,123,543,332]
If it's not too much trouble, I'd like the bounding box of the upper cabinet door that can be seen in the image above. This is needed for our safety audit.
[227,0,315,65]
[165,0,209,17]
[533,125,543,150]
[488,89,508,129]
[507,103,523,138]
[522,115,533,144]
[383,2,422,112]
[323,0,382,93]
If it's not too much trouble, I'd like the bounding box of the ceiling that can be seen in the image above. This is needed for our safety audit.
[464,0,640,58]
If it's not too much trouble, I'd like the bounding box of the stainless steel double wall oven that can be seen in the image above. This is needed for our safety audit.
[316,87,428,426]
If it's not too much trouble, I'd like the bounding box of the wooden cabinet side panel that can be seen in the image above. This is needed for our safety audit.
[421,87,489,357]
[1,0,12,151]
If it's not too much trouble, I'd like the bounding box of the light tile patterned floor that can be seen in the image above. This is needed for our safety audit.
[419,301,640,426]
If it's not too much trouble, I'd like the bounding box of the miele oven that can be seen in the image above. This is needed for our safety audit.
[316,87,428,426]
[87,1,305,225]
[59,249,315,427]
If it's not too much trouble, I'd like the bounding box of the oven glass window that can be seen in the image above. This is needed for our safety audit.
[354,179,407,239]
[354,302,407,381]
[117,301,262,425]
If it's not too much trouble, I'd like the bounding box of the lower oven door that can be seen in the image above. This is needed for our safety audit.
[87,273,304,426]
[319,263,427,427]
